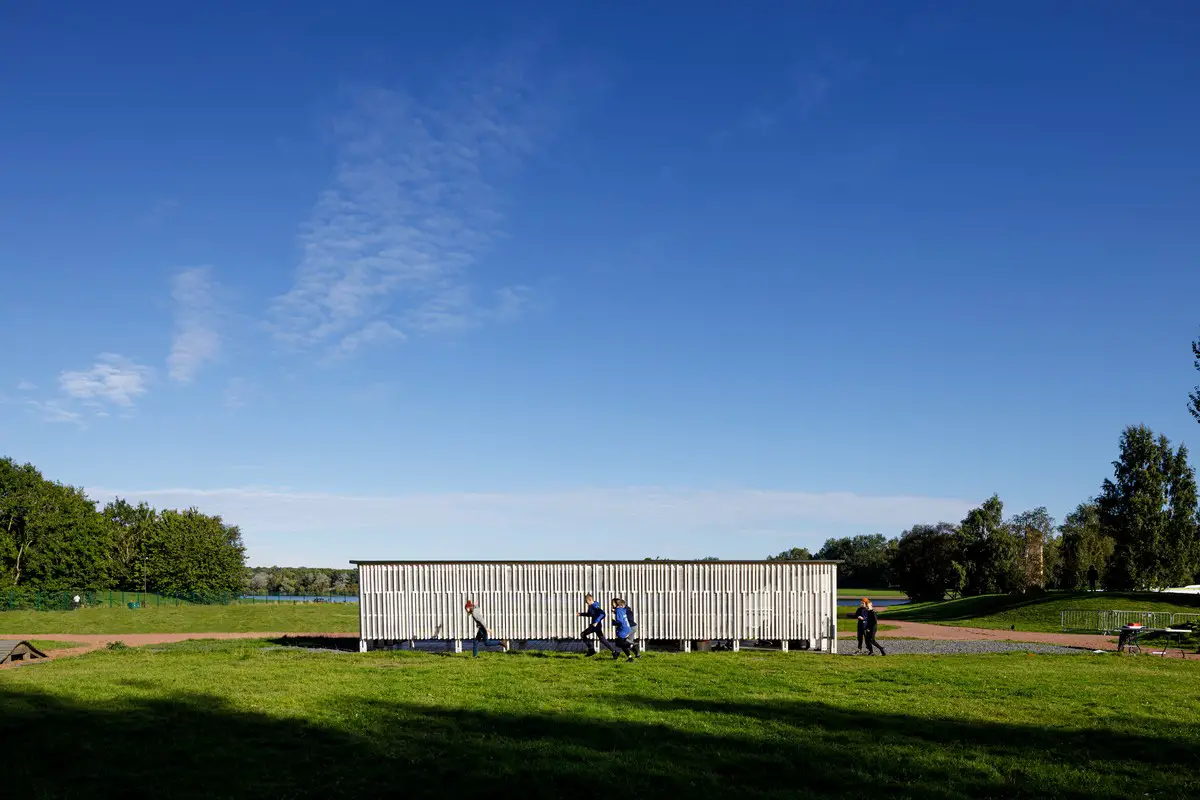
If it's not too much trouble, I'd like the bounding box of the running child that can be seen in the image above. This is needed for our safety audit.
[577,593,614,656]
[610,598,634,662]
[624,599,641,658]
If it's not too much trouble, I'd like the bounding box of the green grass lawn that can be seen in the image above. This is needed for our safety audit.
[0,602,359,634]
[4,602,896,638]
[887,590,1200,633]
[27,639,80,651]
[2,641,1198,798]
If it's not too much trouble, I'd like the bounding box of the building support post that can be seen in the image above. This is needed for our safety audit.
[781,639,789,653]
[359,639,368,653]
[732,639,740,652]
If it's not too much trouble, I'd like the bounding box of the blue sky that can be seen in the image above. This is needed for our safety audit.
[3,3,1199,566]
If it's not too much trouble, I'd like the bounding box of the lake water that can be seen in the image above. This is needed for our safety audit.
[836,598,909,607]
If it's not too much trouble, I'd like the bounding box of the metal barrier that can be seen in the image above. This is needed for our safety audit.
[1060,609,1103,632]
[1105,611,1173,632]
[1061,609,1200,633]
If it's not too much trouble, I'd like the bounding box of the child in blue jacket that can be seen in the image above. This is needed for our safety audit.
[624,601,641,658]
[610,598,635,662]
[577,594,614,656]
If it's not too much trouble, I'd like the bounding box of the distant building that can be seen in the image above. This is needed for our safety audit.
[352,559,840,654]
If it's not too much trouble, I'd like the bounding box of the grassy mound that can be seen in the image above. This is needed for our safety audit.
[2,640,1197,798]
[886,591,1200,632]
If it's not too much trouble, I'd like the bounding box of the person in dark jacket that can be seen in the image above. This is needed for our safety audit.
[863,598,886,656]
[610,598,634,662]
[625,601,642,658]
[1087,564,1099,592]
[854,598,869,654]
[577,594,614,656]
[464,600,489,658]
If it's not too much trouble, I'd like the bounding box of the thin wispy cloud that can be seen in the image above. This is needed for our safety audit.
[25,399,84,426]
[16,379,35,391]
[60,354,151,407]
[87,485,978,563]
[404,284,534,335]
[223,377,251,409]
[792,55,865,115]
[325,320,406,361]
[223,377,274,410]
[270,47,560,357]
[719,54,867,143]
[168,267,220,384]
[137,198,179,226]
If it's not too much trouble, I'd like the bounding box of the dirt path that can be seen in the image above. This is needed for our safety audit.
[841,620,1200,659]
[5,625,1197,668]
[0,632,357,669]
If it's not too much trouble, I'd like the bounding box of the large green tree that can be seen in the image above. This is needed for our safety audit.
[892,523,964,602]
[1,459,114,591]
[1058,502,1115,590]
[0,458,50,587]
[1006,507,1056,592]
[103,498,158,591]
[1098,425,1200,590]
[146,508,247,596]
[766,547,813,562]
[815,534,893,587]
[3,454,249,595]
[958,495,1022,595]
[1190,333,1200,424]
[18,481,114,591]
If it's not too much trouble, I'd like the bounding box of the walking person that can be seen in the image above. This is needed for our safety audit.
[854,598,869,654]
[862,598,886,656]
[610,598,635,662]
[577,594,614,656]
[1087,564,1099,592]
[464,600,490,658]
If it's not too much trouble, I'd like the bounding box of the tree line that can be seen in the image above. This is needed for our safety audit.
[1,457,246,595]
[6,334,1199,598]
[245,566,358,596]
[766,424,1200,601]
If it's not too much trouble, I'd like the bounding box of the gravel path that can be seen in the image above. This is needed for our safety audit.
[837,639,1096,656]
[840,620,1118,650]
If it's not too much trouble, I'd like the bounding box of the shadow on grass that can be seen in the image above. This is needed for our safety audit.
[1,682,1196,799]
[265,635,361,652]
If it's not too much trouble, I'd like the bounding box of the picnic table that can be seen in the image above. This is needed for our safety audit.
[1117,625,1193,657]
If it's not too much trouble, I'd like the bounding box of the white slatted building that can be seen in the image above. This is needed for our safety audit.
[354,560,839,654]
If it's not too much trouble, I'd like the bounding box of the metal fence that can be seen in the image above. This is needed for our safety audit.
[1,590,101,611]
[1061,609,1200,633]
[2,590,360,611]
